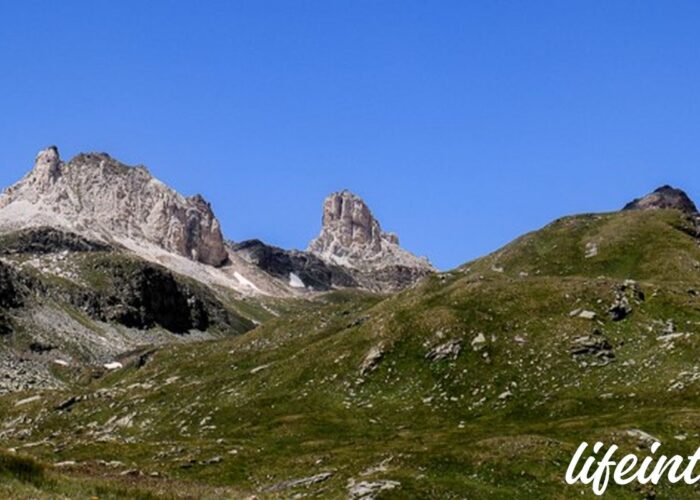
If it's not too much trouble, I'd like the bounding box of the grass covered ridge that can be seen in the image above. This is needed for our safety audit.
[2,210,700,497]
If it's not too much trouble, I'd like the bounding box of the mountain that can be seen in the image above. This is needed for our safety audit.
[0,148,432,296]
[232,190,434,293]
[0,147,228,266]
[0,147,287,297]
[309,190,434,291]
[0,148,323,396]
[4,186,700,497]
[0,148,434,395]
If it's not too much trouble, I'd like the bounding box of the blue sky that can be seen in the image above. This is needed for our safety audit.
[1,1,700,269]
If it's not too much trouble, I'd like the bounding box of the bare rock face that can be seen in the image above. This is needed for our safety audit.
[309,190,434,291]
[0,147,228,266]
[310,190,382,261]
[229,239,358,291]
[33,146,61,185]
[623,185,698,214]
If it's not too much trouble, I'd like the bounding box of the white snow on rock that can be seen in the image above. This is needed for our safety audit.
[234,271,261,292]
[289,272,305,288]
[14,395,41,407]
[104,361,123,370]
[250,363,272,374]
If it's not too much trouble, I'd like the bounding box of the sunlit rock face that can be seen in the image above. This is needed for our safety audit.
[0,147,228,267]
[309,190,434,291]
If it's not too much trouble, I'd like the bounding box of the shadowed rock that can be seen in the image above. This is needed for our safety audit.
[229,239,357,291]
[623,185,698,214]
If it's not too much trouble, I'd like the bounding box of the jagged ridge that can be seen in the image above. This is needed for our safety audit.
[0,147,228,266]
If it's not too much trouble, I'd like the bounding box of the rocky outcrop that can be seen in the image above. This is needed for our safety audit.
[308,190,434,291]
[426,339,461,361]
[0,260,36,336]
[0,227,250,335]
[0,261,27,310]
[309,190,402,266]
[0,227,112,256]
[0,147,228,266]
[570,331,615,366]
[623,185,698,214]
[229,239,357,291]
[47,255,250,334]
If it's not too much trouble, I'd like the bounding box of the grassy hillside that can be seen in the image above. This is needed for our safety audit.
[465,208,700,281]
[3,210,700,497]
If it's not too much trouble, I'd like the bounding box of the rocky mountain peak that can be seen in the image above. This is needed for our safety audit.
[31,146,62,184]
[0,147,229,267]
[308,190,434,290]
[35,145,60,165]
[623,185,698,214]
[316,189,385,256]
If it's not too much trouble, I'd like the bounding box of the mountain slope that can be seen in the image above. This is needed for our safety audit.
[463,207,700,282]
[4,206,700,497]
[0,147,436,414]
[0,225,312,395]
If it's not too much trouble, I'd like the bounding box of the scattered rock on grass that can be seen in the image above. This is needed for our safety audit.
[426,339,461,361]
[347,479,401,499]
[265,472,334,492]
[360,346,384,375]
[471,333,487,351]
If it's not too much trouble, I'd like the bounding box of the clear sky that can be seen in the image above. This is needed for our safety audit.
[2,1,700,270]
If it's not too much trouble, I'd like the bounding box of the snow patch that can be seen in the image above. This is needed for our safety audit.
[234,272,261,292]
[15,395,41,407]
[289,272,305,288]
